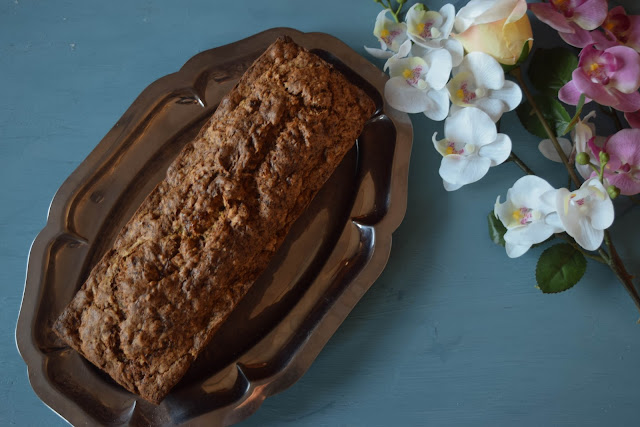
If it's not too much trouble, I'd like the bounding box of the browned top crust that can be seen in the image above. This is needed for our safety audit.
[54,36,376,404]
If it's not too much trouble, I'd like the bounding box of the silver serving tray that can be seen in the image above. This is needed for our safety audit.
[16,28,412,426]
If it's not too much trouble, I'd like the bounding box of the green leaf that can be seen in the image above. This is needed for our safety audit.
[501,39,532,73]
[562,93,586,135]
[488,211,507,247]
[536,243,587,293]
[516,95,572,138]
[528,47,578,97]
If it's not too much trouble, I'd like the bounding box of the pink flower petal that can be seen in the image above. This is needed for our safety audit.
[607,46,640,93]
[559,79,589,105]
[605,172,640,196]
[572,0,608,30]
[529,3,574,33]
[572,69,619,106]
[609,89,640,112]
[590,29,621,49]
[607,129,640,167]
[627,16,640,52]
[625,111,640,128]
[559,24,594,47]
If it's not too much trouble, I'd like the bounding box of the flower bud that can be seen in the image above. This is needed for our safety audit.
[575,152,591,165]
[453,0,533,66]
[599,151,610,164]
[607,185,620,199]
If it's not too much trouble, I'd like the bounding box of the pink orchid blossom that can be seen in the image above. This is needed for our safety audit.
[598,129,640,196]
[625,111,640,128]
[529,0,608,34]
[560,6,640,50]
[559,44,640,112]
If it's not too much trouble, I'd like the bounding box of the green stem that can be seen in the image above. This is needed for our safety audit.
[603,231,640,318]
[556,234,607,264]
[511,67,582,188]
[508,152,535,175]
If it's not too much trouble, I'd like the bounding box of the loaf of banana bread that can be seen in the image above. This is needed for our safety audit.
[54,36,376,404]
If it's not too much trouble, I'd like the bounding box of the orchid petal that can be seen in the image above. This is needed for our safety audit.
[489,81,522,110]
[605,172,640,196]
[585,180,615,229]
[364,46,394,59]
[442,179,464,192]
[558,79,588,105]
[473,97,508,122]
[504,221,560,246]
[384,77,432,114]
[538,138,572,162]
[464,52,505,90]
[572,0,608,31]
[529,3,575,33]
[607,46,640,93]
[424,49,453,90]
[423,87,450,121]
[439,153,492,186]
[442,38,464,67]
[478,133,512,166]
[505,241,531,258]
[559,25,594,48]
[444,107,497,146]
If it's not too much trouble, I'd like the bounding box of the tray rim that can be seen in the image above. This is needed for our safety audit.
[15,27,413,426]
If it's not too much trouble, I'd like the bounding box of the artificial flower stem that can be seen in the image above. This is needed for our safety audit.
[555,233,607,264]
[507,152,535,175]
[602,231,640,318]
[510,67,582,188]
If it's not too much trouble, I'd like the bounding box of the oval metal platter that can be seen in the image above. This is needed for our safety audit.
[16,27,413,426]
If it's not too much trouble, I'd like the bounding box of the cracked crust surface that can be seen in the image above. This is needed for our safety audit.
[53,36,376,404]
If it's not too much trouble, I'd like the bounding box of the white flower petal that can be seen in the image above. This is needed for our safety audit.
[489,80,522,111]
[508,175,557,213]
[445,107,497,147]
[478,133,512,166]
[473,97,508,122]
[442,38,464,67]
[439,154,491,186]
[506,241,532,258]
[464,52,505,90]
[423,87,450,121]
[364,46,394,59]
[544,212,564,230]
[504,221,558,246]
[585,179,614,230]
[538,138,572,163]
[455,0,522,33]
[439,3,456,37]
[572,217,604,251]
[384,77,432,113]
[424,49,452,90]
[443,179,464,191]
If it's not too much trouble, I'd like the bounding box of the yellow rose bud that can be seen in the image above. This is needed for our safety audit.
[454,6,533,66]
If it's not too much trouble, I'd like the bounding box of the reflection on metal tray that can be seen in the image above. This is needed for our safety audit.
[16,27,413,426]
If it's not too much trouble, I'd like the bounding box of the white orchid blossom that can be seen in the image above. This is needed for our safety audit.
[538,111,605,180]
[405,3,464,66]
[555,178,614,251]
[447,52,522,122]
[432,107,511,190]
[384,46,452,120]
[495,175,564,258]
[365,10,409,59]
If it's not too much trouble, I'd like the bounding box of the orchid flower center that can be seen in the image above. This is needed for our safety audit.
[379,27,402,46]
[402,66,423,86]
[416,21,441,39]
[455,81,478,104]
[506,206,543,228]
[585,61,610,85]
[563,185,606,214]
[444,140,476,156]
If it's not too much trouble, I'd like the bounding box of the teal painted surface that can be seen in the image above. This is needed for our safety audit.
[2,0,640,425]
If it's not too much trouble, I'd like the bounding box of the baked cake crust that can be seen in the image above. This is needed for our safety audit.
[54,36,376,404]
